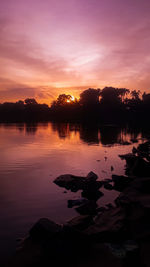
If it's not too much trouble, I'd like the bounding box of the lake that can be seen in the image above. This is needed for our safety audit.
[0,122,149,263]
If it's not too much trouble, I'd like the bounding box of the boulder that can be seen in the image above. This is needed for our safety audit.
[76,200,98,215]
[84,206,127,242]
[68,198,88,208]
[112,175,134,192]
[115,177,150,207]
[54,174,85,191]
[81,185,103,201]
[29,218,62,241]
[104,183,113,190]
[53,172,100,192]
[119,154,150,177]
[86,171,98,182]
[67,215,94,231]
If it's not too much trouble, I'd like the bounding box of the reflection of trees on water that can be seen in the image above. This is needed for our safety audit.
[79,125,100,145]
[51,123,81,139]
[51,123,70,139]
[5,122,148,144]
[25,123,38,135]
[51,123,148,146]
[99,126,122,146]
[50,123,135,146]
[15,123,49,135]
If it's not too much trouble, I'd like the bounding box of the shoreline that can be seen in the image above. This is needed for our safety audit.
[6,140,150,267]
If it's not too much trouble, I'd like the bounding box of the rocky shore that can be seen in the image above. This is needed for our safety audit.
[6,140,150,267]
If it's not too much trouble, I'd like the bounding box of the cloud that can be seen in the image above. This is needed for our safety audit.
[0,0,150,103]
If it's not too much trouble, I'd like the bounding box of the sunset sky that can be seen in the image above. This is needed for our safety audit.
[0,0,150,104]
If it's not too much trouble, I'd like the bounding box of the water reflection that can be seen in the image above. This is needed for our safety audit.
[0,122,149,263]
[0,122,147,145]
[50,123,145,146]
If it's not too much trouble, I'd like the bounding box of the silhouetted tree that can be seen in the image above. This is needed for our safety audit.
[80,88,101,106]
[142,92,150,103]
[100,87,121,106]
[25,98,37,105]
[116,88,130,102]
[16,100,24,105]
[131,90,141,100]
[53,94,72,107]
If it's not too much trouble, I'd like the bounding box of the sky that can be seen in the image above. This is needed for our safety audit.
[0,0,150,104]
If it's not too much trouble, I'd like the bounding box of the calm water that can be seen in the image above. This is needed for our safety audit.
[0,122,149,263]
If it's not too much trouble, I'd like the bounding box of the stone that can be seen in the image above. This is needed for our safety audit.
[68,198,88,208]
[76,200,98,215]
[84,206,127,242]
[81,187,103,201]
[86,171,98,182]
[112,175,134,192]
[53,174,85,191]
[53,172,100,192]
[104,183,113,190]
[119,154,150,177]
[67,215,94,231]
[29,218,62,241]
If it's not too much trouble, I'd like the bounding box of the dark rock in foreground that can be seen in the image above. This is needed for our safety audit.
[84,206,127,242]
[75,200,98,215]
[112,175,134,192]
[68,198,88,208]
[7,140,150,267]
[54,171,103,202]
[67,215,94,231]
[54,171,100,192]
[119,153,150,177]
[29,218,62,241]
[104,183,113,190]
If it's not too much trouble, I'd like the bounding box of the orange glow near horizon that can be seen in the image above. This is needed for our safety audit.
[66,95,75,103]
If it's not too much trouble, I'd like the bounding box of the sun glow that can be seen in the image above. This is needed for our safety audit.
[66,95,75,103]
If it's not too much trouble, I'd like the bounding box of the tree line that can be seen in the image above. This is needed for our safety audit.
[0,87,150,124]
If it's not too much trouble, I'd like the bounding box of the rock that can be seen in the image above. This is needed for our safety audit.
[116,177,150,206]
[119,154,150,177]
[114,177,150,240]
[137,140,150,155]
[96,206,107,213]
[119,153,136,161]
[82,187,103,201]
[84,206,127,242]
[68,198,88,208]
[53,172,100,192]
[106,203,114,209]
[112,175,134,192]
[29,218,62,241]
[103,179,112,183]
[137,141,150,162]
[104,183,113,190]
[76,200,98,215]
[67,215,94,231]
[54,174,85,191]
[86,171,98,182]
